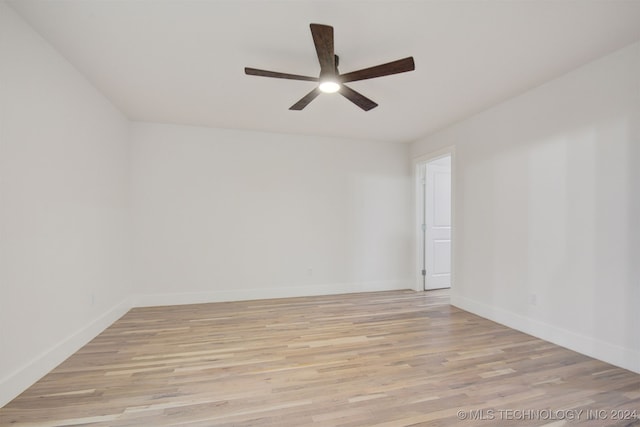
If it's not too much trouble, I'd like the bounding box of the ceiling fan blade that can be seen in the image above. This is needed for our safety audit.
[339,84,378,111]
[245,67,318,82]
[310,24,335,75]
[339,57,415,83]
[289,88,322,110]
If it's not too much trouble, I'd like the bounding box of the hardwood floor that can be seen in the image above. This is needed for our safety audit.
[1,290,638,426]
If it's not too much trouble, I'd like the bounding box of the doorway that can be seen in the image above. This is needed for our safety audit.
[416,153,452,290]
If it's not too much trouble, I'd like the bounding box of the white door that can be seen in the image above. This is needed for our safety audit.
[423,156,451,290]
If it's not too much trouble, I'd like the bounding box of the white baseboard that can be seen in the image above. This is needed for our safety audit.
[9,284,633,409]
[0,280,410,407]
[0,299,133,408]
[451,294,640,374]
[132,280,411,307]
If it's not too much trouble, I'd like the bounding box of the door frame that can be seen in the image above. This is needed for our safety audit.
[412,146,456,292]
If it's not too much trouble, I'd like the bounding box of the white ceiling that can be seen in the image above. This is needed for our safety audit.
[9,0,640,143]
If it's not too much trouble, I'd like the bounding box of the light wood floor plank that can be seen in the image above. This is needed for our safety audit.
[1,290,638,426]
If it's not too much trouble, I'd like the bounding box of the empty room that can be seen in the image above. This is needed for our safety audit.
[1,1,639,426]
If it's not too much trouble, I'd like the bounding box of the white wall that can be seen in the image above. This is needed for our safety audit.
[411,42,640,373]
[0,3,131,405]
[131,123,412,305]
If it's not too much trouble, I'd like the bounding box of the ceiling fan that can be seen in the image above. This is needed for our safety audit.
[245,24,415,111]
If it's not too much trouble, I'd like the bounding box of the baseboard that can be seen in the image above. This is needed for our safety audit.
[0,298,133,407]
[0,280,410,407]
[132,280,411,307]
[451,294,640,374]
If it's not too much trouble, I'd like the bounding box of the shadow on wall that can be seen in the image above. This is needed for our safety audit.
[460,114,639,368]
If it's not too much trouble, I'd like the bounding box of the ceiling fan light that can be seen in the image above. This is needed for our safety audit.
[319,80,340,93]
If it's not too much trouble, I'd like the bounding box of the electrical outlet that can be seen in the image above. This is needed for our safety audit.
[529,293,538,306]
